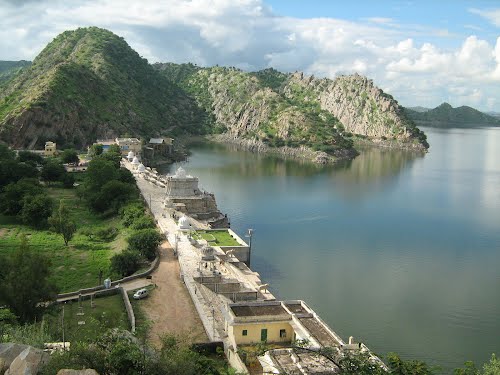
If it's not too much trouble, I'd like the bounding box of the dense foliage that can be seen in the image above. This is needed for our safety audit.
[0,236,57,322]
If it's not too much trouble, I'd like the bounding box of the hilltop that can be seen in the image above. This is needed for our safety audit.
[0,27,428,162]
[405,102,500,127]
[0,27,207,149]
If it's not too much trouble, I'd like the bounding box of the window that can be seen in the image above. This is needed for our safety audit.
[280,329,287,338]
[242,329,248,336]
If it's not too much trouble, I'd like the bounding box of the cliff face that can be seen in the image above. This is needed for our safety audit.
[157,64,428,159]
[0,28,206,149]
[283,72,428,148]
[155,64,356,161]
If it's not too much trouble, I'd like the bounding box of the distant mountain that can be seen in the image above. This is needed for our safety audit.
[407,106,430,113]
[0,27,207,149]
[0,60,31,84]
[404,103,500,127]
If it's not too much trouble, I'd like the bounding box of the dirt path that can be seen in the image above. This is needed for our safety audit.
[141,241,208,347]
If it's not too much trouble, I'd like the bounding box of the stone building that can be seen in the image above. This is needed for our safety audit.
[163,167,228,227]
[44,141,56,156]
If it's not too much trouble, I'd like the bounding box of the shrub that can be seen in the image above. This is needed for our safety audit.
[121,203,145,227]
[110,250,141,277]
[131,215,156,230]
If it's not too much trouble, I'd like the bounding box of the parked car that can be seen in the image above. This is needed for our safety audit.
[133,288,149,300]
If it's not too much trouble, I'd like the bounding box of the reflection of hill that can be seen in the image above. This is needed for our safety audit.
[329,147,423,197]
[161,142,422,197]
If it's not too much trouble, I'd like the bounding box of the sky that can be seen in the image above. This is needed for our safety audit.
[1,0,499,111]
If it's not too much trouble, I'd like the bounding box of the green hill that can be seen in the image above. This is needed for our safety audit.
[155,63,427,159]
[0,27,207,149]
[405,103,500,127]
[0,60,31,84]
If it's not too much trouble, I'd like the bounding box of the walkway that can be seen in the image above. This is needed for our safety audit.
[140,241,208,347]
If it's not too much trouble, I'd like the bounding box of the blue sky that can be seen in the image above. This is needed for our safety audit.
[0,0,499,111]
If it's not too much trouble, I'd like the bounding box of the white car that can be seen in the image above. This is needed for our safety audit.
[133,288,149,300]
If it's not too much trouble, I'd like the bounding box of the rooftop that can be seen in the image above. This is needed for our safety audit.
[284,302,308,314]
[231,303,288,317]
[268,349,340,374]
[298,317,341,347]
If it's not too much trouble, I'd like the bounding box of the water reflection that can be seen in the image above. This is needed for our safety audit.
[162,129,500,372]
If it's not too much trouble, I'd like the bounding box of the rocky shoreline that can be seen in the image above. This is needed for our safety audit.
[208,133,359,164]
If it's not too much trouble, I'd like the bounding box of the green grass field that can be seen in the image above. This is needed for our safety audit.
[194,230,242,247]
[0,187,135,293]
[42,293,129,343]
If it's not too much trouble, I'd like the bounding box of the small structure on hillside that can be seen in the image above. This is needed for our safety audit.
[137,163,146,173]
[131,156,140,170]
[127,151,135,162]
[44,141,57,156]
[144,137,174,158]
[116,137,141,156]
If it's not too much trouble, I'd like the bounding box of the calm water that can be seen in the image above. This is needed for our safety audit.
[167,127,500,371]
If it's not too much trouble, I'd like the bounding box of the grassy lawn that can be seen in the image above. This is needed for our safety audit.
[194,230,241,246]
[0,187,135,293]
[42,293,129,343]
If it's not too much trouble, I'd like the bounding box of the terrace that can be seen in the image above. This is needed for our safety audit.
[194,229,242,247]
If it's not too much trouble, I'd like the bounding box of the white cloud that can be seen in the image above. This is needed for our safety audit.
[469,8,500,27]
[0,0,499,111]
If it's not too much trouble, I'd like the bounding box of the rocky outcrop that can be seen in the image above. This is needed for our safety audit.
[57,370,99,375]
[0,343,31,373]
[283,72,428,149]
[3,345,49,375]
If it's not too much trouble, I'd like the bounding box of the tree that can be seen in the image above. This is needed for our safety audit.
[17,150,44,166]
[127,229,163,260]
[60,148,79,164]
[89,143,103,157]
[111,250,141,277]
[20,193,53,227]
[2,235,57,322]
[49,200,77,246]
[131,215,156,230]
[386,352,437,375]
[0,159,39,188]
[121,203,145,227]
[0,143,15,160]
[41,159,66,184]
[0,178,43,215]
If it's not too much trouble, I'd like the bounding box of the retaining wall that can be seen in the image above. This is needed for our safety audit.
[57,255,160,300]
[120,287,136,333]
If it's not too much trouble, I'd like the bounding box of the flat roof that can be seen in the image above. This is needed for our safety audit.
[231,304,289,317]
[270,349,340,374]
[298,317,341,347]
[284,302,308,314]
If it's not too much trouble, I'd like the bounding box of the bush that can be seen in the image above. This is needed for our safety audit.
[127,229,163,260]
[95,226,118,241]
[131,215,156,230]
[110,250,141,277]
[121,203,145,227]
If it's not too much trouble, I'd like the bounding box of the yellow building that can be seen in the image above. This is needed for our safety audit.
[44,141,57,157]
[224,301,295,347]
[116,137,141,156]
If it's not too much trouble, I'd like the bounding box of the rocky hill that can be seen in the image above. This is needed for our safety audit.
[156,63,428,160]
[0,27,427,161]
[0,60,31,84]
[0,27,207,149]
[405,103,500,127]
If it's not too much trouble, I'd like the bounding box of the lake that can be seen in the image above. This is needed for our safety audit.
[166,127,500,371]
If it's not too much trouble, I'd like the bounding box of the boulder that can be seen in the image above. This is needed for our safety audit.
[57,370,100,375]
[0,343,31,371]
[5,346,49,375]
